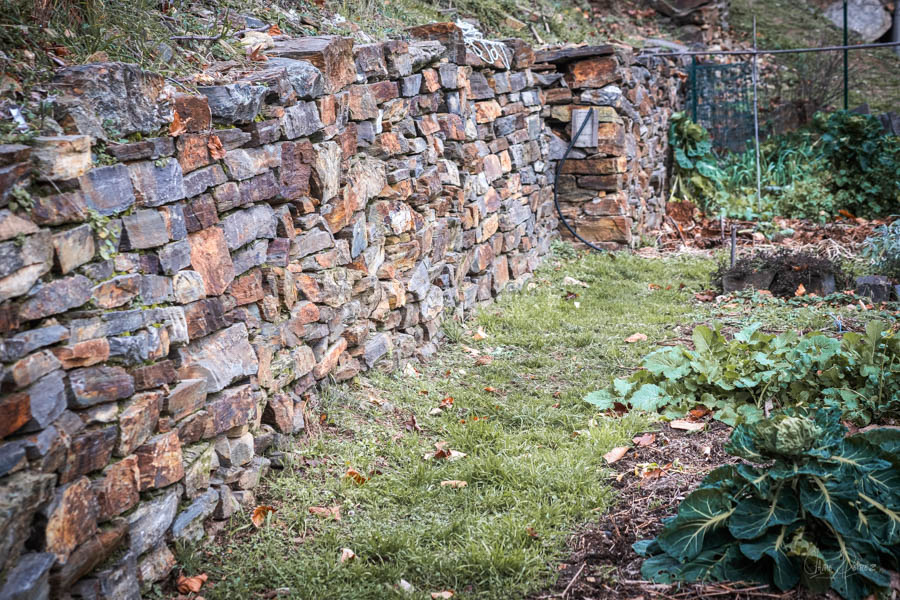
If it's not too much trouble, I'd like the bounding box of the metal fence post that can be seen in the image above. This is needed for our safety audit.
[843,0,849,110]
[690,55,698,122]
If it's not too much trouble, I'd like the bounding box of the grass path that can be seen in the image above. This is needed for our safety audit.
[179,248,717,600]
[182,246,884,599]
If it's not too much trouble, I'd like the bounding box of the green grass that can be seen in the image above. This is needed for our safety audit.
[186,247,719,600]
[184,246,895,599]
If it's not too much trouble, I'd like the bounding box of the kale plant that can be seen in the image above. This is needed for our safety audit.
[635,409,900,600]
[861,219,900,281]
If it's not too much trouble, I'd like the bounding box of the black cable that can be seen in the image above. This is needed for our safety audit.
[553,110,611,253]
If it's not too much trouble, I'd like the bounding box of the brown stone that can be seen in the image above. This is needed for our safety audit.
[11,350,61,389]
[280,141,312,200]
[0,392,30,439]
[117,391,162,456]
[313,337,347,379]
[369,80,399,104]
[31,135,92,181]
[262,393,294,433]
[565,56,619,89]
[51,518,127,593]
[230,268,265,305]
[93,457,140,521]
[184,194,219,232]
[44,476,98,562]
[183,297,228,340]
[406,22,465,63]
[135,431,184,491]
[69,366,134,408]
[92,274,142,309]
[52,224,95,274]
[176,133,212,173]
[174,94,212,133]
[295,273,323,302]
[474,100,502,123]
[52,338,110,369]
[177,410,214,445]
[269,36,356,94]
[164,378,207,422]
[189,226,235,296]
[575,216,632,244]
[208,384,256,435]
[60,426,117,483]
[18,274,92,321]
[559,156,627,175]
[131,360,176,391]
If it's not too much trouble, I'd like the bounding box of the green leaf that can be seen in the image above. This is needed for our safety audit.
[798,476,858,536]
[738,525,799,590]
[691,325,720,355]
[657,489,735,560]
[640,553,682,583]
[584,389,615,409]
[643,347,691,380]
[629,384,667,412]
[823,545,891,600]
[727,487,800,539]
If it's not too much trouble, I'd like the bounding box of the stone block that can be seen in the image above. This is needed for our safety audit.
[189,226,235,296]
[69,365,134,408]
[265,57,326,99]
[281,101,325,139]
[222,204,276,251]
[0,552,55,600]
[170,488,218,542]
[79,163,136,216]
[269,36,356,94]
[207,384,256,435]
[10,350,61,389]
[183,297,228,339]
[174,94,212,133]
[91,274,141,309]
[177,322,258,393]
[30,135,91,181]
[127,485,179,555]
[197,83,267,124]
[129,158,186,207]
[107,137,175,162]
[60,426,117,483]
[117,392,161,456]
[52,224,94,274]
[43,476,99,562]
[18,274,92,321]
[93,456,140,521]
[135,431,184,491]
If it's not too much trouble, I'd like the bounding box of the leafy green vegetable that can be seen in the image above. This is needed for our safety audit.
[585,321,900,426]
[636,410,900,599]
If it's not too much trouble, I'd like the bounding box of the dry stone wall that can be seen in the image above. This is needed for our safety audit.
[0,25,681,599]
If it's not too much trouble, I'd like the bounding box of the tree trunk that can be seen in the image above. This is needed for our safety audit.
[894,3,900,57]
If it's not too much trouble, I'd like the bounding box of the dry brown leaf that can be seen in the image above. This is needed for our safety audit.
[440,480,467,488]
[426,442,467,461]
[483,386,500,394]
[694,290,717,302]
[403,413,421,432]
[431,592,454,599]
[648,283,661,290]
[475,355,493,366]
[308,505,341,520]
[344,468,368,484]
[251,505,275,528]
[267,24,283,35]
[169,111,186,137]
[688,406,710,420]
[340,548,356,563]
[632,433,656,447]
[795,283,806,297]
[248,44,268,61]
[472,326,488,341]
[603,446,629,464]
[207,135,226,160]
[625,333,648,343]
[670,419,705,432]
[176,573,208,593]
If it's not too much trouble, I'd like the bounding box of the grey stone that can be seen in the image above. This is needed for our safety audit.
[281,101,325,139]
[0,325,69,363]
[93,550,141,600]
[0,441,27,478]
[52,224,95,274]
[173,270,206,304]
[213,484,240,520]
[170,488,218,542]
[0,552,55,600]
[0,472,55,575]
[408,41,446,71]
[80,164,136,216]
[158,239,192,275]
[128,158,186,207]
[52,62,173,137]
[222,204,276,250]
[18,274,92,321]
[363,332,391,368]
[232,238,269,276]
[177,322,258,393]
[405,261,430,300]
[183,164,228,198]
[140,275,173,304]
[401,74,423,97]
[127,486,179,555]
[856,275,894,302]
[107,136,175,162]
[311,141,341,202]
[825,0,891,42]
[215,128,253,150]
[266,58,325,99]
[293,228,334,259]
[122,209,169,250]
[0,231,53,302]
[198,83,267,125]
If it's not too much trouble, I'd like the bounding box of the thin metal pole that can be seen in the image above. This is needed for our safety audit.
[843,0,849,109]
[690,55,698,122]
[752,16,762,214]
[647,40,900,58]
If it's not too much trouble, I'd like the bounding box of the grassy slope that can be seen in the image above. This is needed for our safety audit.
[178,246,889,600]
[729,0,900,114]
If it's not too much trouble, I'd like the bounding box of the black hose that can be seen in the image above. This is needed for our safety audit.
[552,110,611,253]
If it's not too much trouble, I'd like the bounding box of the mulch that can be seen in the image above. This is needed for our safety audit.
[535,421,823,600]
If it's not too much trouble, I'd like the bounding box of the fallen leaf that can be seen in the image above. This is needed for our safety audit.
[403,414,421,432]
[632,433,656,447]
[648,283,661,290]
[526,526,539,538]
[563,290,579,300]
[694,290,717,302]
[308,505,341,520]
[625,333,648,343]
[431,592,454,599]
[439,396,454,409]
[344,468,368,484]
[426,442,467,461]
[319,413,328,424]
[267,24,283,35]
[483,386,500,394]
[340,548,356,563]
[670,419,705,432]
[795,283,806,297]
[248,44,268,61]
[169,111,186,136]
[207,135,226,160]
[251,505,276,528]
[475,355,493,366]
[428,407,443,416]
[641,462,672,481]
[688,406,710,420]
[563,276,589,288]
[472,326,489,341]
[440,480,467,488]
[603,446,629,464]
[176,573,208,593]
[757,289,773,296]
